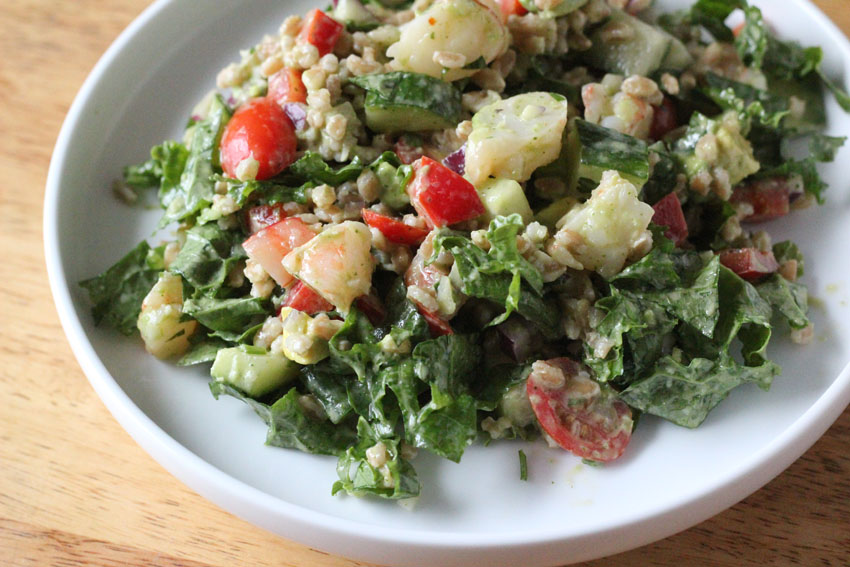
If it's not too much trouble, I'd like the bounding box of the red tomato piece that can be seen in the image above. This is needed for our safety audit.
[245,203,287,234]
[282,280,334,314]
[499,0,527,19]
[361,209,429,246]
[651,191,688,246]
[732,21,745,37]
[650,96,678,141]
[354,293,387,326]
[242,218,316,287]
[718,248,779,282]
[394,135,425,165]
[421,308,454,336]
[220,97,297,181]
[299,9,344,57]
[730,176,791,223]
[407,157,485,228]
[268,68,307,105]
[526,358,633,462]
[404,232,454,336]
[404,232,446,290]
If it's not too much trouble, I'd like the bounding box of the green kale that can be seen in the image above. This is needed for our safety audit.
[169,223,246,296]
[210,382,357,455]
[431,215,559,337]
[159,94,232,226]
[333,418,420,499]
[79,241,165,336]
[181,296,271,342]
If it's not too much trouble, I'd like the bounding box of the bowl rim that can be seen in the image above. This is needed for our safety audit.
[43,0,850,563]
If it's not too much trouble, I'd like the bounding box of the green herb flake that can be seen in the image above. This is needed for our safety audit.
[519,449,528,481]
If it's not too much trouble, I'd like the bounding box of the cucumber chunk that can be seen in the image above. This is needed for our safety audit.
[211,345,300,398]
[478,178,534,224]
[660,36,693,71]
[584,10,677,76]
[350,72,462,133]
[534,196,579,229]
[573,118,650,187]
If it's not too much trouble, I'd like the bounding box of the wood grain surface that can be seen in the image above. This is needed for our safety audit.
[2,1,849,565]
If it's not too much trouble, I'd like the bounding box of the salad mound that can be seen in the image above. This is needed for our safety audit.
[82,0,847,500]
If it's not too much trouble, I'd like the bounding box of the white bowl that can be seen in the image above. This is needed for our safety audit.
[44,1,850,565]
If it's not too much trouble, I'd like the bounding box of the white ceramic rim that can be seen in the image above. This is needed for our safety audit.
[43,1,850,564]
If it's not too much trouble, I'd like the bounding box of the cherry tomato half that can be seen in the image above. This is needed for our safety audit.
[220,97,297,181]
[527,358,633,462]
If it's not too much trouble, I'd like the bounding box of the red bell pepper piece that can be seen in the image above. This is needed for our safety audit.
[394,135,425,165]
[407,156,485,228]
[718,248,779,282]
[361,209,429,246]
[299,9,344,57]
[420,308,454,336]
[651,192,688,246]
[354,293,387,326]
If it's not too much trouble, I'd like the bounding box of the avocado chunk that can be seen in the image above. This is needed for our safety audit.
[211,345,300,398]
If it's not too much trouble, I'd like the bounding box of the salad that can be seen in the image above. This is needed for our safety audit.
[82,0,848,500]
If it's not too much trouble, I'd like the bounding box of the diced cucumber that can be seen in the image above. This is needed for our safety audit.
[660,36,693,71]
[573,118,650,187]
[518,0,588,17]
[534,196,578,229]
[349,72,462,132]
[583,10,674,76]
[478,178,534,224]
[211,345,300,398]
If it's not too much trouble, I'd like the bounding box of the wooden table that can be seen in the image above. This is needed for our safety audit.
[2,1,849,565]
